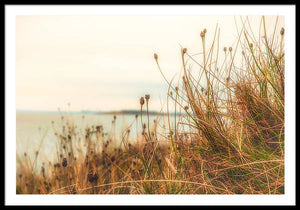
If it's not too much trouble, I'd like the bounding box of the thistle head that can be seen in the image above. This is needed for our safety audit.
[87,172,98,184]
[145,94,150,101]
[140,97,145,106]
[62,157,67,167]
[200,31,205,38]
[280,27,285,36]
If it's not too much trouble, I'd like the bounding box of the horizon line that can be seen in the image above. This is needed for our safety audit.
[16,109,179,115]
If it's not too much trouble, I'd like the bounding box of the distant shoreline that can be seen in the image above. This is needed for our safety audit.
[16,109,180,116]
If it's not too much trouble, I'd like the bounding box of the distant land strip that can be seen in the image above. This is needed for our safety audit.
[16,109,181,116]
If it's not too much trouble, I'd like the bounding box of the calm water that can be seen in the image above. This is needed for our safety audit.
[16,112,174,170]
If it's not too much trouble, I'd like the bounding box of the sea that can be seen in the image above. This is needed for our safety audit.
[16,112,176,171]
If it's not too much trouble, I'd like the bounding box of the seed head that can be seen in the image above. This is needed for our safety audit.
[154,53,158,60]
[249,43,253,48]
[203,28,207,33]
[184,106,189,111]
[71,187,77,194]
[200,31,205,38]
[175,86,179,92]
[224,47,227,52]
[62,158,67,167]
[280,27,285,36]
[87,172,98,184]
[229,47,232,52]
[140,97,145,106]
[145,94,150,100]
[182,48,187,54]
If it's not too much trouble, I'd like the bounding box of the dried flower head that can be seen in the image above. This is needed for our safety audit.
[182,48,187,54]
[280,27,285,36]
[140,97,145,106]
[249,43,253,48]
[71,187,77,194]
[200,31,205,38]
[62,158,67,167]
[203,28,207,33]
[184,106,189,111]
[175,86,179,92]
[229,47,232,52]
[154,53,158,60]
[224,47,227,52]
[87,172,98,184]
[145,94,150,100]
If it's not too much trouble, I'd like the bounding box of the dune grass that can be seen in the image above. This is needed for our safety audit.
[16,16,284,194]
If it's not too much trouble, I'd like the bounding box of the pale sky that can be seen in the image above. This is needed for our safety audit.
[16,15,284,111]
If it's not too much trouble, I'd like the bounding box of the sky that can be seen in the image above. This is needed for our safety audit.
[16,15,284,112]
